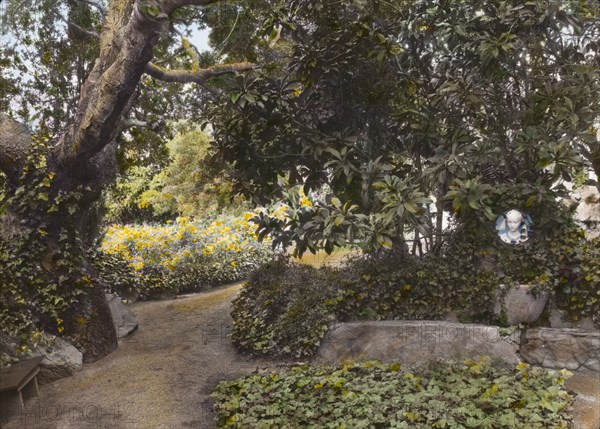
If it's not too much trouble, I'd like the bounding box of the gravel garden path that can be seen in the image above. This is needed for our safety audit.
[1,282,284,429]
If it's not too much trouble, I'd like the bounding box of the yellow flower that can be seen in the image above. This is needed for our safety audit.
[300,196,312,207]
[516,362,528,371]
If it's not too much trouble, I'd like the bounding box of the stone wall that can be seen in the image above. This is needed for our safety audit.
[316,320,600,372]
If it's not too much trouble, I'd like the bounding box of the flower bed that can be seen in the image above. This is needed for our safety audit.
[99,213,273,298]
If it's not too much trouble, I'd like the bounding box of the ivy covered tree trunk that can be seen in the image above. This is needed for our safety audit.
[0,113,119,361]
[0,0,254,360]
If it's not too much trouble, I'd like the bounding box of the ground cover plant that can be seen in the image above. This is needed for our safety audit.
[99,213,273,298]
[211,358,573,428]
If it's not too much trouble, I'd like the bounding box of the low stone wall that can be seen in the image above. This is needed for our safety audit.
[316,320,600,372]
[521,327,600,372]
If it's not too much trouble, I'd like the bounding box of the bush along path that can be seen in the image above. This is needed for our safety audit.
[0,282,284,429]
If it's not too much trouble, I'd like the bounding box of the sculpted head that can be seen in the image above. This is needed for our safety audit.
[505,209,523,232]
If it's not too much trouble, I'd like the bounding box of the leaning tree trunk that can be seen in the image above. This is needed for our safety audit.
[0,0,167,361]
[0,113,119,362]
[1,0,253,361]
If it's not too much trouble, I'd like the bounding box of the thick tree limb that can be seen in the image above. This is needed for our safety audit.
[52,0,239,169]
[145,61,257,83]
[53,1,163,167]
[0,113,32,181]
[119,118,149,133]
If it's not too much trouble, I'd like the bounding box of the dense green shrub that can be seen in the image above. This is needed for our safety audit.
[230,256,500,358]
[333,254,499,323]
[230,260,339,358]
[212,358,573,428]
[550,232,600,325]
[230,225,600,358]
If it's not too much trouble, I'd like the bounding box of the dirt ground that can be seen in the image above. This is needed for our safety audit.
[0,282,285,429]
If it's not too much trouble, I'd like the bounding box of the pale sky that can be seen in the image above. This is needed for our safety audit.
[190,27,211,52]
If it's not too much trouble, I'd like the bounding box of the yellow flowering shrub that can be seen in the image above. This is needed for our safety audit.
[99,212,273,298]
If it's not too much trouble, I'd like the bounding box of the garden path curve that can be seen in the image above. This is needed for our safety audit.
[2,282,283,429]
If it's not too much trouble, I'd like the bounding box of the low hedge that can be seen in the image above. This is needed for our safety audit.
[332,254,499,323]
[212,358,573,428]
[548,232,600,326]
[231,230,599,359]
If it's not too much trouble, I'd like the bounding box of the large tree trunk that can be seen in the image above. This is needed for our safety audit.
[0,0,253,360]
[0,1,168,360]
[1,113,118,361]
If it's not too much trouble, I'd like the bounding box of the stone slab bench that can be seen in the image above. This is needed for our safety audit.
[0,355,43,410]
[316,320,522,367]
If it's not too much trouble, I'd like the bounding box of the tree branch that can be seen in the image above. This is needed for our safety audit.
[51,0,238,169]
[118,118,149,133]
[269,24,283,48]
[67,20,100,39]
[159,0,222,15]
[144,61,257,83]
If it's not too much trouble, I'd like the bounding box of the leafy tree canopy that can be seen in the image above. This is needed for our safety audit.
[204,0,600,255]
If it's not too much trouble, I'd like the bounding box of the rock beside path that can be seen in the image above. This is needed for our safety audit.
[106,293,138,338]
[32,335,83,384]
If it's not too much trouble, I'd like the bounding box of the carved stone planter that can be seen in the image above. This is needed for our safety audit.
[495,284,550,325]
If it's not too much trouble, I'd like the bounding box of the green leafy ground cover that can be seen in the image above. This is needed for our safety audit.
[212,358,573,428]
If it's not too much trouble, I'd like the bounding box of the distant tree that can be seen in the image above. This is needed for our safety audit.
[104,128,242,222]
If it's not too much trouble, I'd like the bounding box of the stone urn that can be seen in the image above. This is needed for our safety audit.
[494,284,550,325]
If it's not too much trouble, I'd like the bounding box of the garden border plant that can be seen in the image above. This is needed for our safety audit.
[212,357,574,428]
[98,213,275,299]
[230,220,600,360]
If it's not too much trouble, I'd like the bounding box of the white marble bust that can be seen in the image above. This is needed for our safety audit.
[496,209,531,244]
